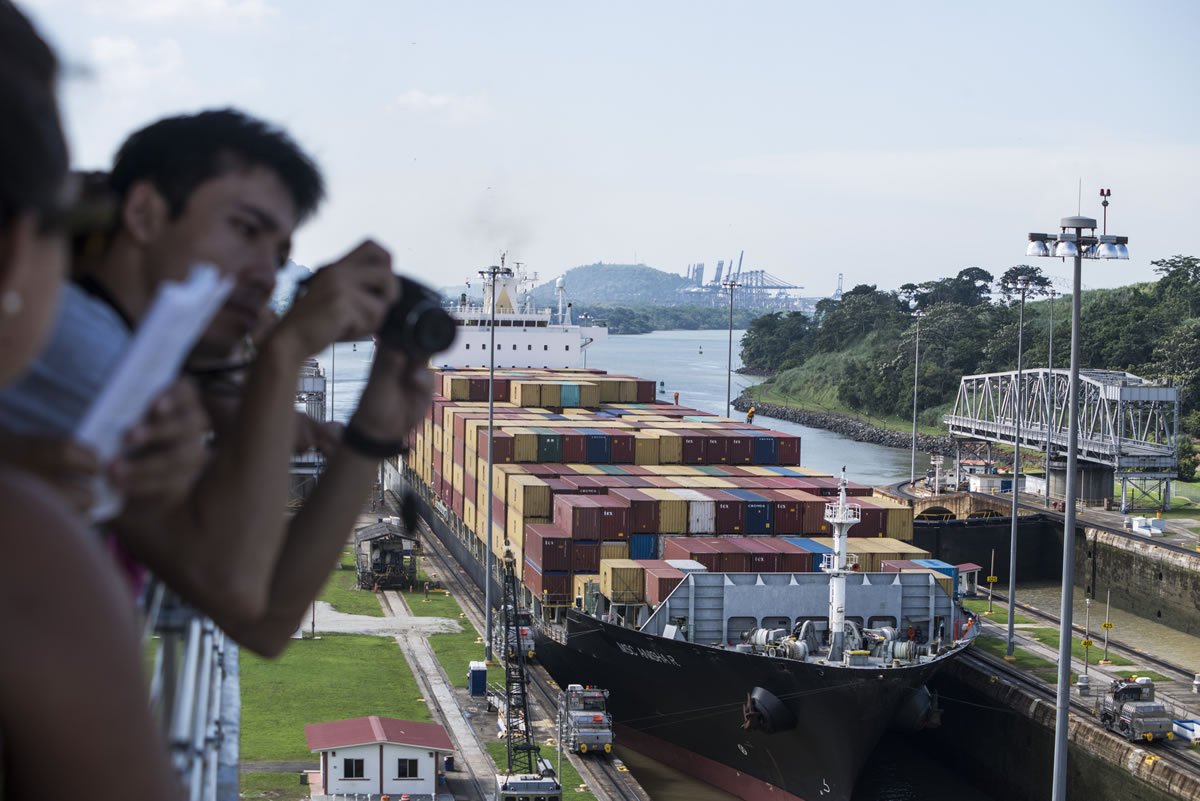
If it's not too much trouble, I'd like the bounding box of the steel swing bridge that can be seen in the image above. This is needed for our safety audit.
[944,368,1179,505]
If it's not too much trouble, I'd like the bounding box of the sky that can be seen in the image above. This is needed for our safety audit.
[21,0,1200,297]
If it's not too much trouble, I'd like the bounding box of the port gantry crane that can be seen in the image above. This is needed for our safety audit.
[495,546,562,801]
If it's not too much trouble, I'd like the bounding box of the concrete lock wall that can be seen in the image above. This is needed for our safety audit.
[913,518,1063,588]
[1079,528,1200,637]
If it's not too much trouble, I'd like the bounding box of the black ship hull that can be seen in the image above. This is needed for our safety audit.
[536,610,954,801]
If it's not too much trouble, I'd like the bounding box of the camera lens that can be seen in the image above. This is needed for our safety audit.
[413,304,457,353]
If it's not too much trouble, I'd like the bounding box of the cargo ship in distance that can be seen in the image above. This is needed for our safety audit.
[383,267,979,801]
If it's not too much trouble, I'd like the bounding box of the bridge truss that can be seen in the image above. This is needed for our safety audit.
[945,369,1179,509]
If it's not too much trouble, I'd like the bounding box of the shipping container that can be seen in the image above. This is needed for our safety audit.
[633,432,661,465]
[672,488,716,534]
[726,432,754,464]
[594,495,631,541]
[609,432,635,464]
[554,495,602,539]
[758,537,813,572]
[664,558,707,574]
[641,488,688,534]
[751,434,777,465]
[523,560,571,605]
[573,572,600,603]
[585,430,611,463]
[629,532,659,560]
[712,489,746,534]
[704,433,730,464]
[643,565,685,605]
[561,430,588,462]
[536,429,563,463]
[572,541,600,573]
[524,523,573,572]
[729,537,781,572]
[679,430,707,464]
[728,489,773,534]
[655,430,683,464]
[508,474,551,517]
[600,558,644,604]
[662,537,721,571]
[599,541,629,562]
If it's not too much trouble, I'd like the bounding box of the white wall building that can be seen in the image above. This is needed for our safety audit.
[305,716,453,799]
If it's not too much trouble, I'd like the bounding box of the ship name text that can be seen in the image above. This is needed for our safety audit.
[617,642,681,666]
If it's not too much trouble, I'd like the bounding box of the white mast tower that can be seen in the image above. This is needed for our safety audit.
[823,468,861,662]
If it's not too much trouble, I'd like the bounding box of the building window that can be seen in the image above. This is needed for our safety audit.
[344,758,364,779]
[397,758,419,778]
[496,343,501,350]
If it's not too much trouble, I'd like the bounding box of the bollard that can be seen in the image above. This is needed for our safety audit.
[1193,674,1200,694]
[1076,674,1090,697]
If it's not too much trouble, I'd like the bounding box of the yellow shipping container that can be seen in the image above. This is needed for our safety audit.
[511,381,542,407]
[594,379,621,403]
[617,380,638,403]
[633,432,661,465]
[539,382,562,408]
[642,488,688,533]
[508,474,551,517]
[463,499,476,533]
[578,382,601,408]
[600,541,629,561]
[504,427,539,462]
[655,431,683,464]
[600,558,644,604]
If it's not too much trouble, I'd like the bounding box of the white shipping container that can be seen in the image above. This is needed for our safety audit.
[665,558,708,574]
[673,489,716,534]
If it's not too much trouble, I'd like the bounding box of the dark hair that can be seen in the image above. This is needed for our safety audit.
[110,108,325,224]
[0,1,68,228]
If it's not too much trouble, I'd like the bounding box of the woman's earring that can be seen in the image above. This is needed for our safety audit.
[1,290,22,316]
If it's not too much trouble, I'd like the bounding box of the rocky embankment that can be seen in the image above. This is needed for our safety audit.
[732,394,955,455]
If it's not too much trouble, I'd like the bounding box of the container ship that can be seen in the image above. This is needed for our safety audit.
[380,267,979,801]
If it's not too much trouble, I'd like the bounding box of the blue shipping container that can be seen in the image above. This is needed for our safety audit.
[729,489,774,534]
[785,537,833,556]
[629,533,659,560]
[560,383,581,407]
[914,559,959,597]
[585,430,611,464]
[752,435,778,465]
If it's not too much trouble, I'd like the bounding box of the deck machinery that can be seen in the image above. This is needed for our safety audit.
[1096,677,1175,743]
[495,548,562,801]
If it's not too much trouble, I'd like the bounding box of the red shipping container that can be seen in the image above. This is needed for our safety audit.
[477,429,515,463]
[572,540,600,572]
[757,490,803,534]
[524,524,573,572]
[711,489,746,534]
[594,495,631,541]
[730,538,781,572]
[562,475,607,495]
[644,565,685,605]
[609,432,635,463]
[704,433,730,464]
[851,498,888,538]
[882,559,923,572]
[553,495,603,539]
[561,430,587,463]
[726,433,754,464]
[776,434,801,465]
[693,537,751,572]
[544,478,575,496]
[758,538,812,572]
[635,380,656,403]
[610,488,660,534]
[523,560,570,604]
[451,488,463,518]
[679,430,707,464]
[662,537,721,571]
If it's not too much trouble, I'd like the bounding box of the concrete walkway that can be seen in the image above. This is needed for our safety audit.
[309,600,462,637]
[383,590,493,801]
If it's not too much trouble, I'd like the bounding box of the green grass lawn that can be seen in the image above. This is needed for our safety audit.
[240,634,431,761]
[483,740,592,801]
[239,772,309,800]
[975,633,1069,685]
[964,599,1034,625]
[316,547,384,617]
[1026,627,1134,667]
[398,588,488,690]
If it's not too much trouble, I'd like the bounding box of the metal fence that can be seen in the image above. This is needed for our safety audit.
[144,582,241,801]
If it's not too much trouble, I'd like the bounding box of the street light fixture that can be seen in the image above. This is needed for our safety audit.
[909,303,926,487]
[1025,208,1128,801]
[721,279,741,418]
[1006,277,1030,659]
[481,259,515,662]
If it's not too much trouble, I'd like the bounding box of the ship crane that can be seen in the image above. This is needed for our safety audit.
[495,546,562,801]
[822,468,861,662]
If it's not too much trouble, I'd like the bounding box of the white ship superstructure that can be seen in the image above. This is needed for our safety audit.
[437,264,607,370]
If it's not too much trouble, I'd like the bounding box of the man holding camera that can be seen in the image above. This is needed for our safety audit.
[0,109,433,656]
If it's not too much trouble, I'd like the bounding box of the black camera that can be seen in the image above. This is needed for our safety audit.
[378,275,457,357]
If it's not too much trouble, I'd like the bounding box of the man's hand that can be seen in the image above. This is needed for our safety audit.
[0,436,100,514]
[348,348,433,448]
[294,413,342,456]
[118,379,210,508]
[269,240,398,359]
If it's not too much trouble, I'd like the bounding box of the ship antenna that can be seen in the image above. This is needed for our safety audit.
[823,466,860,662]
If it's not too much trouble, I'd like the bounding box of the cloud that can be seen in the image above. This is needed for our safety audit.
[395,90,490,123]
[88,35,184,95]
[22,0,280,26]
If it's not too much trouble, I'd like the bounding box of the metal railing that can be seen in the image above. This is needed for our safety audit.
[144,582,240,801]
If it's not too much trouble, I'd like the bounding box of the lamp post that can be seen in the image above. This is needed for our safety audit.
[722,279,740,418]
[1044,288,1057,509]
[481,259,514,662]
[909,305,926,487]
[1006,278,1030,658]
[1025,212,1128,801]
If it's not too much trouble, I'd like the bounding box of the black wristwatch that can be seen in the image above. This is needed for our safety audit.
[342,421,410,458]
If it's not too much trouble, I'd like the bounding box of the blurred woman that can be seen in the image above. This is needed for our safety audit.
[0,3,179,798]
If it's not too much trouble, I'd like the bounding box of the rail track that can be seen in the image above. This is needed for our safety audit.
[415,514,646,801]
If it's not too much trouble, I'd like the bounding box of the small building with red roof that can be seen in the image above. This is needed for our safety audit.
[305,715,454,798]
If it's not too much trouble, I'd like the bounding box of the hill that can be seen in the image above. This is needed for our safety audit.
[528,263,691,307]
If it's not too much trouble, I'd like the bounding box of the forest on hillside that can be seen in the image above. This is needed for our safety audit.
[741,257,1200,477]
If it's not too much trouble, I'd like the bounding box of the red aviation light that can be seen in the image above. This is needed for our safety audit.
[593,715,603,723]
